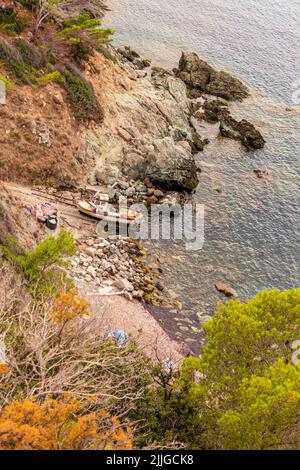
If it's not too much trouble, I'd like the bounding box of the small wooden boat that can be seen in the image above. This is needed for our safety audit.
[77,192,143,225]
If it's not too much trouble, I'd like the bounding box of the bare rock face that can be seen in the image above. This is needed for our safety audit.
[122,137,199,192]
[176,51,249,101]
[81,67,199,190]
[145,137,199,191]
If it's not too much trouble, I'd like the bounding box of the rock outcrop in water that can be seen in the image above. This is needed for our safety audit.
[193,98,265,150]
[219,114,266,150]
[175,52,249,101]
[200,98,229,123]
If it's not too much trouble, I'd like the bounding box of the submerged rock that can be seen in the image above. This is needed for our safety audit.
[220,115,265,150]
[215,282,237,297]
[176,51,249,101]
[253,168,270,179]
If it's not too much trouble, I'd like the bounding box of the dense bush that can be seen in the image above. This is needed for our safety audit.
[1,229,77,297]
[14,38,47,69]
[0,39,31,83]
[0,7,26,35]
[0,397,133,450]
[62,67,104,123]
[132,289,300,449]
[57,13,114,66]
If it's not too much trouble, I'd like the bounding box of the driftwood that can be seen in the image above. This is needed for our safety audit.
[86,290,126,297]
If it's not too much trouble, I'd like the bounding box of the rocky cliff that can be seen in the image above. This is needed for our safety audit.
[0,3,265,195]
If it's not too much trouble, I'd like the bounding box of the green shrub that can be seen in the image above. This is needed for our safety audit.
[0,75,14,90]
[131,288,300,449]
[71,41,92,65]
[62,68,104,123]
[0,39,31,84]
[1,229,77,298]
[0,38,54,85]
[14,38,47,69]
[0,7,26,35]
[58,13,114,47]
[35,70,64,86]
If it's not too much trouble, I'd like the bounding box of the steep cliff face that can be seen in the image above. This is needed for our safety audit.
[81,53,199,190]
[0,38,199,191]
[0,79,83,187]
[0,2,264,193]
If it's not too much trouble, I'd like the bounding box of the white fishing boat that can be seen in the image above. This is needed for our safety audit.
[77,192,143,225]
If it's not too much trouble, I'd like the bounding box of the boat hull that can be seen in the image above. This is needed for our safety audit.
[77,202,143,225]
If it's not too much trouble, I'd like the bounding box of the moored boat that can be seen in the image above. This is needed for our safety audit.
[77,192,143,225]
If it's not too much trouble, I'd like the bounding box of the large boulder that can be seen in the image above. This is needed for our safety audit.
[220,115,265,150]
[177,52,214,91]
[176,51,249,101]
[123,137,199,191]
[145,137,199,191]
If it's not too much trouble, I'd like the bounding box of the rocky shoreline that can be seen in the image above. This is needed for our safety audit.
[68,11,266,350]
[0,0,266,354]
[82,44,265,194]
[70,235,165,306]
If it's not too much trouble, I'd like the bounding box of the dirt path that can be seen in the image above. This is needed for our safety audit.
[5,182,97,240]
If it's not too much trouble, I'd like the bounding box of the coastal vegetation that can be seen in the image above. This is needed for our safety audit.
[0,1,298,452]
[132,289,300,449]
[62,67,104,122]
[0,230,299,449]
[0,2,112,123]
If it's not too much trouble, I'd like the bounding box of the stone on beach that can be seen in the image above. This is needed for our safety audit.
[113,278,134,292]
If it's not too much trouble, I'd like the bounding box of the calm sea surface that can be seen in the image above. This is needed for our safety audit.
[106,1,300,342]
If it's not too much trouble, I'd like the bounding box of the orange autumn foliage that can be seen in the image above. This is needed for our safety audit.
[0,395,133,450]
[0,364,10,376]
[50,290,90,324]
